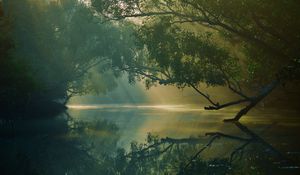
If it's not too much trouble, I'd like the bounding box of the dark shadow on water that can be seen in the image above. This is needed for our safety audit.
[112,122,300,175]
[0,112,119,175]
[0,112,300,175]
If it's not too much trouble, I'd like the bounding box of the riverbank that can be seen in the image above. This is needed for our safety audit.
[0,101,67,119]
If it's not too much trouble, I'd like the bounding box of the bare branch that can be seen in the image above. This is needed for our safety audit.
[125,137,205,159]
[183,135,220,170]
[224,79,280,121]
[188,83,219,107]
[205,132,251,142]
[204,98,250,110]
[230,140,252,163]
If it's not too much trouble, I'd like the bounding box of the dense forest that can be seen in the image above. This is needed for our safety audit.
[0,0,135,117]
[1,1,300,174]
[92,0,300,121]
[1,0,300,120]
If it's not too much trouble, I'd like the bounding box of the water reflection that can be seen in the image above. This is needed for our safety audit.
[113,122,299,175]
[0,114,119,175]
[1,107,300,174]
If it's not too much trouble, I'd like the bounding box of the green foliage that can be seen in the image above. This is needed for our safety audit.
[0,2,37,108]
[0,0,135,112]
[92,0,300,88]
[127,17,241,89]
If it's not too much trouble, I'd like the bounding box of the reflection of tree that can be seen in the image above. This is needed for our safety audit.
[0,113,120,175]
[1,114,298,174]
[228,122,288,162]
[116,122,298,174]
[207,122,299,174]
[113,133,230,174]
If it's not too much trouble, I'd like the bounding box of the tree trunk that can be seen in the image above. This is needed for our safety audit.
[224,79,280,122]
[234,122,293,164]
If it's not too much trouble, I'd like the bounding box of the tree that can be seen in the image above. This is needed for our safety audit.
[1,0,134,114]
[0,1,37,111]
[92,0,300,121]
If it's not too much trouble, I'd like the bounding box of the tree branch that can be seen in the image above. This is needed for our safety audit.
[224,79,280,121]
[183,135,220,171]
[205,132,251,142]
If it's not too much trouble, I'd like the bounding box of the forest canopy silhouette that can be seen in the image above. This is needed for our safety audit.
[1,0,300,120]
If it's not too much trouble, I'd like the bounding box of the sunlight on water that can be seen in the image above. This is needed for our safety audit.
[66,104,300,149]
[67,104,206,112]
[67,104,241,148]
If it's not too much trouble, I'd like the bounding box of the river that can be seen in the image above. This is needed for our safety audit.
[1,104,300,174]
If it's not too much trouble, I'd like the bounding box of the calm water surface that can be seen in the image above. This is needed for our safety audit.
[1,104,300,174]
